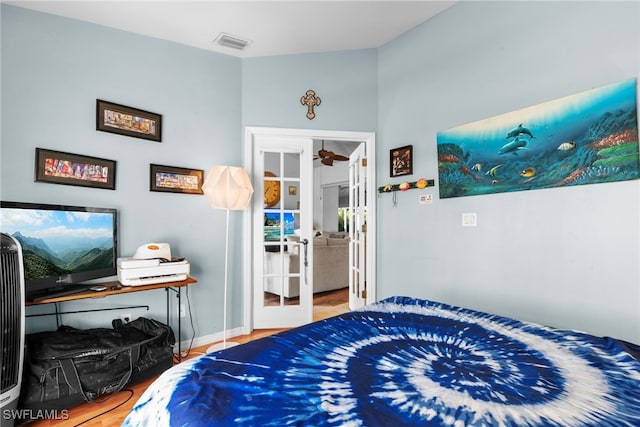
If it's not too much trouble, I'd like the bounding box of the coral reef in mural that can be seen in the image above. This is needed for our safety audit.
[437,79,639,199]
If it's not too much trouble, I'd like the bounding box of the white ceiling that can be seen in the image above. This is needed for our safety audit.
[5,0,457,58]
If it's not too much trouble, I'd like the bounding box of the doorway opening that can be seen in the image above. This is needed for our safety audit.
[312,141,360,314]
[243,127,376,332]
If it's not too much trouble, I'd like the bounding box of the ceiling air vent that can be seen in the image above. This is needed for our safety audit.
[214,33,251,51]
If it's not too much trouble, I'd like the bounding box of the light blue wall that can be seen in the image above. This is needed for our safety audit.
[1,5,378,343]
[242,50,378,131]
[1,5,243,340]
[377,1,640,342]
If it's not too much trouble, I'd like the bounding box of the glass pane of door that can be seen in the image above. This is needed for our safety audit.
[262,151,301,308]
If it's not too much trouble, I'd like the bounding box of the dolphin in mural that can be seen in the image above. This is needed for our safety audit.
[499,136,529,155]
[506,123,535,140]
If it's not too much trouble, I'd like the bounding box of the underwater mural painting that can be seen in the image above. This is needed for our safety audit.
[437,78,639,199]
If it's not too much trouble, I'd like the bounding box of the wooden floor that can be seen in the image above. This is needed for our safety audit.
[25,288,349,426]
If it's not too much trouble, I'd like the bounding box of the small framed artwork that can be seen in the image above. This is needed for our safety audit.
[96,99,162,142]
[390,145,413,177]
[35,148,116,190]
[288,186,297,196]
[150,164,204,195]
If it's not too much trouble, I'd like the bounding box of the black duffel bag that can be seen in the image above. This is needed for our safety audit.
[19,317,175,414]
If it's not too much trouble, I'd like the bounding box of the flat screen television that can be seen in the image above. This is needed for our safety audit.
[264,211,295,240]
[0,201,118,301]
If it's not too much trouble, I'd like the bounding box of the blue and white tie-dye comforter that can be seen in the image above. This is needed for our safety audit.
[123,296,640,426]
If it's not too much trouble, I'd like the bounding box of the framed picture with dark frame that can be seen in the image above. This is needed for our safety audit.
[390,145,413,177]
[96,99,162,142]
[35,148,116,190]
[150,164,204,195]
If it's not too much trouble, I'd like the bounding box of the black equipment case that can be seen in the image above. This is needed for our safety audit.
[18,317,174,415]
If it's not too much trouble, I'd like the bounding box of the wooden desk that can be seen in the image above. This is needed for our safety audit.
[26,277,197,305]
[26,277,197,361]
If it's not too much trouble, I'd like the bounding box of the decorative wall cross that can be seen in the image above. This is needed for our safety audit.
[300,89,321,120]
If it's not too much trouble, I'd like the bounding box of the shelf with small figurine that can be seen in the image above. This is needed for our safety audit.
[378,178,434,193]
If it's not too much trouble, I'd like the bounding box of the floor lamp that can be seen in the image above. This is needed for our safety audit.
[202,165,254,352]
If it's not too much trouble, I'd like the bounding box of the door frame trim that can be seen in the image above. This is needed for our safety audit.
[243,126,376,332]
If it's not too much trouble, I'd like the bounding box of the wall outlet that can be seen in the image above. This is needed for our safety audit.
[180,304,186,318]
[462,212,477,227]
[120,313,132,324]
[419,194,433,205]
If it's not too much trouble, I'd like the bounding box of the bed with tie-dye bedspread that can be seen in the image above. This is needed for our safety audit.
[123,296,640,426]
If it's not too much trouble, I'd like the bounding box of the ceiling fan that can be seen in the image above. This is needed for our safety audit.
[314,140,349,166]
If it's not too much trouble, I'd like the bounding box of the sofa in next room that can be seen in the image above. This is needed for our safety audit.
[263,233,349,298]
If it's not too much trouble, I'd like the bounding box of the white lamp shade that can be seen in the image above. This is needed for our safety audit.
[203,166,254,210]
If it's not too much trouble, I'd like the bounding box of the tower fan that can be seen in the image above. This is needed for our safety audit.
[0,233,25,426]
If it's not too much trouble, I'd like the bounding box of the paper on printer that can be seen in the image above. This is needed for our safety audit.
[117,243,190,286]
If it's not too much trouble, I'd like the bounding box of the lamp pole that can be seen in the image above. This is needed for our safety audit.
[205,166,252,353]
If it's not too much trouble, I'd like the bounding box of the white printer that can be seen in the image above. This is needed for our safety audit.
[117,243,190,286]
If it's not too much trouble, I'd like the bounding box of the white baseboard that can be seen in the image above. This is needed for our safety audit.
[174,326,245,355]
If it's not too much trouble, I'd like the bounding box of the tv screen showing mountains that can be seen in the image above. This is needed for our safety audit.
[11,231,114,280]
[0,207,115,281]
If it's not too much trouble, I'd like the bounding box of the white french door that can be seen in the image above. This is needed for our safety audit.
[244,127,376,333]
[348,142,368,309]
[252,135,314,329]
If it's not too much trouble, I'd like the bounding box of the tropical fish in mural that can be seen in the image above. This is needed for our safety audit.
[471,163,482,171]
[486,164,504,176]
[506,123,535,140]
[499,136,529,155]
[557,141,577,151]
[520,167,536,178]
